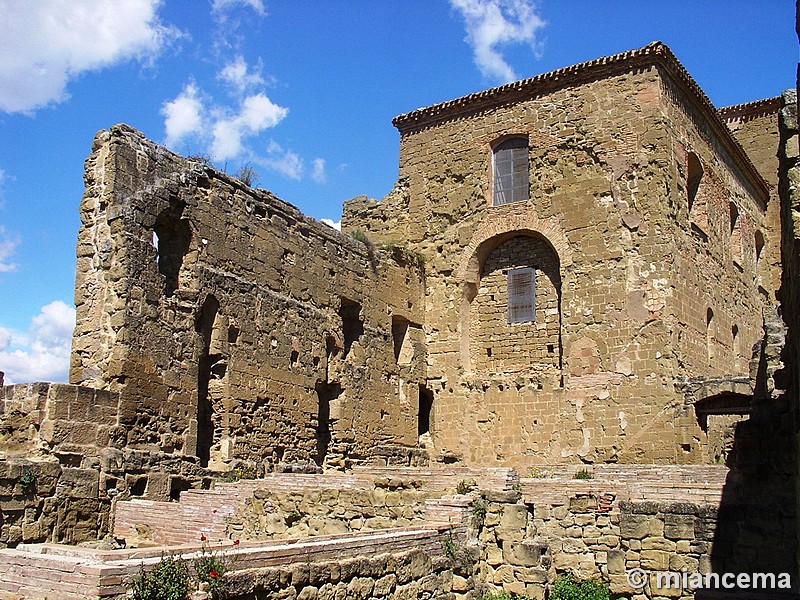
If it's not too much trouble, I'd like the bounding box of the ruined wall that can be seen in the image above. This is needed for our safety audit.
[720,98,782,297]
[71,125,427,472]
[344,49,769,466]
[0,382,218,547]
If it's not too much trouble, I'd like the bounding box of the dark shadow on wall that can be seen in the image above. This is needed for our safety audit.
[701,317,797,597]
[699,66,800,600]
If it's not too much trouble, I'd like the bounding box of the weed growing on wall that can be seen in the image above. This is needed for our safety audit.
[18,468,36,494]
[129,555,190,600]
[550,573,610,600]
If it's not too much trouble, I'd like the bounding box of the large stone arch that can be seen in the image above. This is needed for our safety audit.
[458,213,570,379]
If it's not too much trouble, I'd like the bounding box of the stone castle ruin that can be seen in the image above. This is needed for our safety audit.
[0,41,798,599]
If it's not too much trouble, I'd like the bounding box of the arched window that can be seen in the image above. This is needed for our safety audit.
[492,137,529,206]
[730,202,743,268]
[706,307,715,365]
[470,234,561,375]
[687,152,703,211]
[687,152,708,241]
[754,230,765,263]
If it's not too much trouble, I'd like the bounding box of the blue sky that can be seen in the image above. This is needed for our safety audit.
[0,0,796,384]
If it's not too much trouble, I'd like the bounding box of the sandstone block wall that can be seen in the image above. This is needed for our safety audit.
[344,44,772,466]
[71,125,427,472]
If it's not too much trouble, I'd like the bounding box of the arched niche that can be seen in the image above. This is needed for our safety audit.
[459,225,566,380]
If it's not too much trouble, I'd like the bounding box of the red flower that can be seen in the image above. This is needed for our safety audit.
[200,534,207,541]
[209,570,219,579]
[233,540,240,546]
[212,509,217,514]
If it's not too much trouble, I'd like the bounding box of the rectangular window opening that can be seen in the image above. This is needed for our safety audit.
[507,267,535,324]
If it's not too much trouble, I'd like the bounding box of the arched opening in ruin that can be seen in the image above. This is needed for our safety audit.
[754,230,765,263]
[195,295,222,468]
[687,152,703,211]
[687,152,708,242]
[339,298,364,358]
[314,381,340,466]
[463,231,562,379]
[153,202,192,297]
[729,202,743,269]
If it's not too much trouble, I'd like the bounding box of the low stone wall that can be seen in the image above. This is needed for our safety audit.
[113,467,516,546]
[0,526,461,600]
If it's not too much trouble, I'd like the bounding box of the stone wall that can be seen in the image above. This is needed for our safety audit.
[0,382,217,547]
[0,527,462,600]
[343,44,771,466]
[70,125,427,472]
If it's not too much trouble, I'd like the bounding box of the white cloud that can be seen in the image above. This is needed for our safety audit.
[0,225,20,273]
[212,0,266,16]
[219,55,265,93]
[0,0,177,114]
[320,219,341,231]
[0,300,75,384]
[256,140,303,180]
[311,158,327,183]
[209,93,289,160]
[162,82,204,148]
[449,0,545,83]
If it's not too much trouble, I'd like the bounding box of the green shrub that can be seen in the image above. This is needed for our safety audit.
[129,555,190,600]
[476,591,516,600]
[550,573,610,600]
[18,468,36,494]
[574,468,593,480]
[442,530,460,561]
[472,498,487,528]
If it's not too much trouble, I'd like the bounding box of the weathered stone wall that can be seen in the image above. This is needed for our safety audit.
[0,527,464,600]
[70,125,427,472]
[228,478,442,541]
[344,45,771,466]
[720,97,782,302]
[0,382,220,547]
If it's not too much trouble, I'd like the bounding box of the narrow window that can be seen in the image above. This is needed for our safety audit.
[493,137,529,206]
[339,298,364,357]
[706,307,715,365]
[418,385,434,436]
[687,152,703,212]
[507,267,535,323]
[755,230,765,262]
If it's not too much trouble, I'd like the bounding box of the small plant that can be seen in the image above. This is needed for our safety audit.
[550,574,610,600]
[350,229,371,245]
[194,540,230,599]
[574,468,593,480]
[528,466,553,478]
[511,482,522,491]
[18,468,36,494]
[442,529,460,561]
[476,591,517,600]
[455,478,475,495]
[235,163,258,187]
[472,498,488,529]
[223,464,258,483]
[129,554,190,600]
[187,153,213,167]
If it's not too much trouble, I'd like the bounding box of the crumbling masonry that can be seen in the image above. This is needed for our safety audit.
[0,40,798,600]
